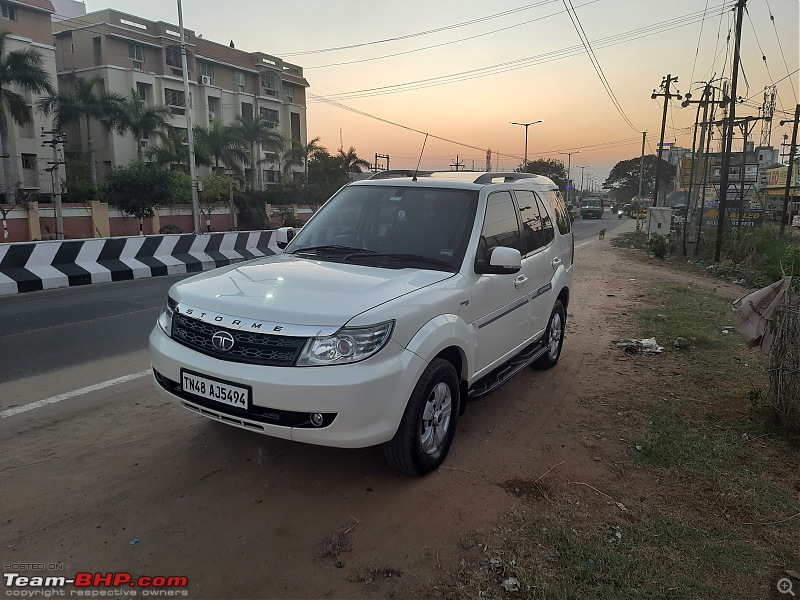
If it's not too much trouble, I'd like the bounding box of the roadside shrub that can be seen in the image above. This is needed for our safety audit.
[645,233,670,259]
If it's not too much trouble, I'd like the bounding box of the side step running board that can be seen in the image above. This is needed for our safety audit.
[467,342,548,400]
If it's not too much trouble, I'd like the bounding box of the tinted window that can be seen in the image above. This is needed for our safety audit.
[545,189,571,234]
[538,197,555,245]
[476,192,521,267]
[516,190,547,254]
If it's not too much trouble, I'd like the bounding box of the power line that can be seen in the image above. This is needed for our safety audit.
[689,0,711,85]
[310,3,733,102]
[764,0,799,104]
[276,0,560,57]
[562,0,638,132]
[304,0,601,69]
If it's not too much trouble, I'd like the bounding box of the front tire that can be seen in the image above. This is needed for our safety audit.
[534,300,566,369]
[383,358,460,476]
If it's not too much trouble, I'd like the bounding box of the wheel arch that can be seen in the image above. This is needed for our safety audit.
[557,286,570,312]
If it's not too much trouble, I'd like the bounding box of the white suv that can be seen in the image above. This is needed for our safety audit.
[150,171,574,475]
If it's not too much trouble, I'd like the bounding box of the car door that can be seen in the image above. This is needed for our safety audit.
[470,191,529,373]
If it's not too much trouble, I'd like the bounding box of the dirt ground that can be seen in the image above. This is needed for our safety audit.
[1,230,761,600]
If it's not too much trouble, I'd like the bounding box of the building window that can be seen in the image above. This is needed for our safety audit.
[0,3,17,20]
[264,169,278,184]
[128,43,144,62]
[21,154,37,170]
[199,61,214,78]
[165,89,185,115]
[290,112,301,143]
[260,108,279,123]
[136,82,151,102]
[235,72,246,87]
[260,71,280,91]
[241,102,253,122]
[208,96,220,116]
[165,47,181,67]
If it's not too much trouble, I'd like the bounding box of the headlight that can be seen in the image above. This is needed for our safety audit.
[296,321,394,366]
[157,296,177,337]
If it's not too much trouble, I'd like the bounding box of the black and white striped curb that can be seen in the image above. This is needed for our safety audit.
[0,231,277,296]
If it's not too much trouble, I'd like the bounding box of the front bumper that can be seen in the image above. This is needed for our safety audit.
[149,326,427,448]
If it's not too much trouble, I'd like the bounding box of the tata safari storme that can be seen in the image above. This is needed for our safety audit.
[150,171,574,475]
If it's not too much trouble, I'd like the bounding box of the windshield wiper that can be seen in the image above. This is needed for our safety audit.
[289,244,362,255]
[343,251,451,268]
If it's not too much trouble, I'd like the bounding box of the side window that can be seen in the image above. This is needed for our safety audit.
[476,191,521,267]
[516,190,546,255]
[538,198,555,245]
[545,190,571,235]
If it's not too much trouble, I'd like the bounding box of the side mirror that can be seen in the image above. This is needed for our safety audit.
[276,227,296,250]
[474,246,521,275]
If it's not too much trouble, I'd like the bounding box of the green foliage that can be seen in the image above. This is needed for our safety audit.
[63,156,97,203]
[644,233,670,258]
[102,161,175,219]
[604,155,676,201]
[169,171,191,204]
[517,157,568,189]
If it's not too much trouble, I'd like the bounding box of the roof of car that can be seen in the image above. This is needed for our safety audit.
[352,171,558,191]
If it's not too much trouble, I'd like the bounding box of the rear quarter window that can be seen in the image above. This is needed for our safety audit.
[544,190,571,235]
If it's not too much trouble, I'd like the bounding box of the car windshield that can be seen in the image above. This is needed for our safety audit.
[582,198,601,208]
[286,184,479,271]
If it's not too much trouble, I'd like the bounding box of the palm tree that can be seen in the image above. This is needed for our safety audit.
[146,126,210,170]
[114,89,173,160]
[337,146,371,174]
[233,115,284,190]
[38,74,126,187]
[0,32,53,202]
[295,136,326,184]
[193,119,248,179]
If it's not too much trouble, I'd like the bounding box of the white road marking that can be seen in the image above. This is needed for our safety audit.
[576,240,594,249]
[1,370,150,418]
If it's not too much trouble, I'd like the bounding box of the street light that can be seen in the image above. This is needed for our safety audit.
[558,150,581,206]
[510,120,544,170]
[577,165,592,201]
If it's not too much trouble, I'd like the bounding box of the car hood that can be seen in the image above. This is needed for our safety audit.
[170,253,453,328]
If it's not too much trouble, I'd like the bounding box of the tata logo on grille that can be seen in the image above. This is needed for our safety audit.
[211,331,235,352]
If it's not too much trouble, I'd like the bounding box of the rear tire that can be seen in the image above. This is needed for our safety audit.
[534,300,566,370]
[383,358,460,476]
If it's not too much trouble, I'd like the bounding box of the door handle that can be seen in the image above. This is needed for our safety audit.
[551,257,563,269]
[514,275,528,288]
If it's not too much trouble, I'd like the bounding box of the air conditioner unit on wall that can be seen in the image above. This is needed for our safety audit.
[200,75,212,85]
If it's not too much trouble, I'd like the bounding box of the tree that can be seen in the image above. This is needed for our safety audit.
[233,115,284,190]
[38,74,126,187]
[295,136,326,183]
[0,31,54,203]
[193,119,248,178]
[114,89,173,160]
[517,157,568,189]
[603,155,676,203]
[308,149,348,188]
[198,173,235,231]
[102,161,176,220]
[146,126,189,168]
[337,146,371,174]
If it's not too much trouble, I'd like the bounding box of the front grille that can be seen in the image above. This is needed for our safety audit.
[172,313,307,366]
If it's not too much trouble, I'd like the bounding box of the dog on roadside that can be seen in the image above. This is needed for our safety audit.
[598,228,606,240]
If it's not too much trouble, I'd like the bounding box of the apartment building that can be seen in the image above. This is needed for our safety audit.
[0,0,59,201]
[52,9,309,186]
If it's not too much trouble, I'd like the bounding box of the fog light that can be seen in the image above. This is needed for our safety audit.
[310,413,324,427]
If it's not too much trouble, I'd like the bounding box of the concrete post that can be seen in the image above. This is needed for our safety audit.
[91,202,110,237]
[27,201,41,241]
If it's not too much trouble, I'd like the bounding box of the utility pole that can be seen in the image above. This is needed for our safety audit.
[681,82,714,254]
[558,151,581,207]
[485,149,492,172]
[41,128,66,240]
[714,0,747,262]
[450,155,465,172]
[510,120,544,171]
[779,104,800,236]
[177,0,201,235]
[373,153,390,173]
[577,165,592,202]
[651,74,682,208]
[735,116,764,228]
[636,132,646,230]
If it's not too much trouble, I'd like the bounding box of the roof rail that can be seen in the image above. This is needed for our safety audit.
[471,172,540,184]
[367,170,433,180]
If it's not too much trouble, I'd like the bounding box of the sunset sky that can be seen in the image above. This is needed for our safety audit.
[84,0,799,187]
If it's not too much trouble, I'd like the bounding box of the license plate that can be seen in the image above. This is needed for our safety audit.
[180,370,250,409]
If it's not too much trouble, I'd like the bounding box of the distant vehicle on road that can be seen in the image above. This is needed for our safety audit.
[580,197,603,219]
